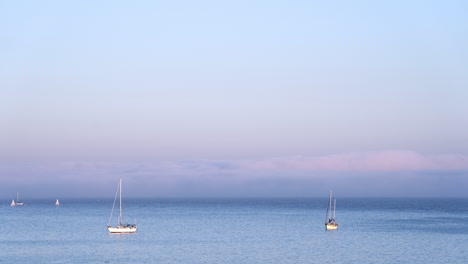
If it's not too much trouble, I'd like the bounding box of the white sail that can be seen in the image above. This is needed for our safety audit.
[11,200,15,206]
[55,199,60,206]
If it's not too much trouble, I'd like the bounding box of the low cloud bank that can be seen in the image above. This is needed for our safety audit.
[244,150,468,172]
[1,150,467,198]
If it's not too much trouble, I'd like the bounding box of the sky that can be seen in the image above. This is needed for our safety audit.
[1,0,468,198]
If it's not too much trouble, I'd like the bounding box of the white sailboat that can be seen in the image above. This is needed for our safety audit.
[11,192,24,206]
[55,199,60,206]
[107,178,137,233]
[325,190,338,230]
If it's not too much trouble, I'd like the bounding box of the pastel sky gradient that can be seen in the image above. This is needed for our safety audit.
[1,1,468,198]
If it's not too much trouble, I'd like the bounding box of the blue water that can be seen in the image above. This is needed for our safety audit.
[1,198,467,263]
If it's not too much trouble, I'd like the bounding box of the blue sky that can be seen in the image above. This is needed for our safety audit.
[1,0,468,198]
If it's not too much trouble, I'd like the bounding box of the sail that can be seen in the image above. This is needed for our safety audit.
[55,199,60,206]
[11,200,15,206]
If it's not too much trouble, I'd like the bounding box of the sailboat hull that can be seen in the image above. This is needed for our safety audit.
[107,226,137,233]
[325,223,338,230]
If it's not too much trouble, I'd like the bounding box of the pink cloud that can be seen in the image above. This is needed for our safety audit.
[244,150,468,172]
[2,150,468,197]
[3,150,467,186]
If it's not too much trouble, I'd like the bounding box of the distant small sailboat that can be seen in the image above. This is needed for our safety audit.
[107,178,137,233]
[11,192,24,206]
[325,191,338,230]
[55,199,60,206]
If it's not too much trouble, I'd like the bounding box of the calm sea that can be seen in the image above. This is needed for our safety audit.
[1,198,467,264]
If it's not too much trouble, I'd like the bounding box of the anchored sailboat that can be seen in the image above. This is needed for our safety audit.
[11,192,24,206]
[107,178,137,233]
[325,191,338,230]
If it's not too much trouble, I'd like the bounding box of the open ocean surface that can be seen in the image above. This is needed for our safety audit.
[1,198,467,264]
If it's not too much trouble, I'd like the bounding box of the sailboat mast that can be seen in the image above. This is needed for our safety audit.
[119,178,122,226]
[326,190,332,222]
[17,192,19,202]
